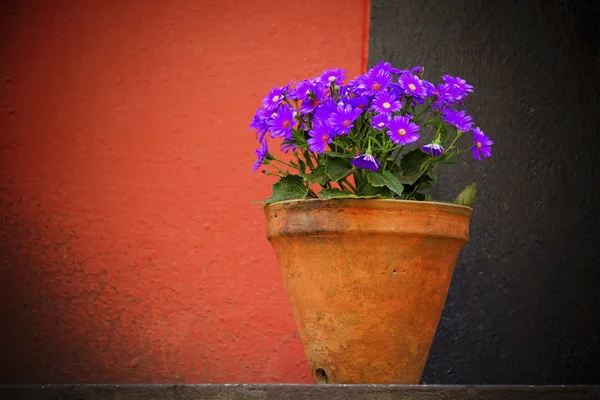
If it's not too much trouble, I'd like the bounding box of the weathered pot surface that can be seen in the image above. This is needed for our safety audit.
[264,199,472,384]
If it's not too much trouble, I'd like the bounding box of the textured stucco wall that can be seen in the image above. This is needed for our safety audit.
[0,0,369,383]
[369,0,600,384]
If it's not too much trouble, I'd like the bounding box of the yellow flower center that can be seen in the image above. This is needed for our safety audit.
[372,83,381,91]
[398,128,407,136]
[382,102,391,109]
[476,141,482,149]
[282,120,291,128]
[272,95,280,102]
[343,120,351,127]
[408,83,416,91]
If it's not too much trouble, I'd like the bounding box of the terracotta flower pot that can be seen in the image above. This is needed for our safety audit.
[264,199,472,384]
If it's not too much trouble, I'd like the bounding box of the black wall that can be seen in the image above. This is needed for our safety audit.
[369,0,600,384]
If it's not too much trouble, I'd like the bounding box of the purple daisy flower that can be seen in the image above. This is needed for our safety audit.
[262,86,285,111]
[386,115,420,145]
[367,61,393,77]
[430,83,460,110]
[471,127,493,160]
[268,105,295,138]
[328,104,363,135]
[299,83,328,114]
[319,68,346,85]
[289,79,316,100]
[391,65,423,76]
[350,154,382,172]
[441,108,474,132]
[358,70,392,97]
[281,130,296,153]
[343,96,370,111]
[252,141,268,172]
[307,121,333,154]
[249,107,271,142]
[421,143,445,156]
[371,113,389,131]
[314,98,338,121]
[442,75,474,100]
[398,73,427,98]
[371,92,402,115]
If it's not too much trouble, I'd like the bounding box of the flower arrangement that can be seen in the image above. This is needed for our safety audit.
[249,62,493,206]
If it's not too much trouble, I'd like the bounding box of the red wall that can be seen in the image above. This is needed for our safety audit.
[0,0,368,383]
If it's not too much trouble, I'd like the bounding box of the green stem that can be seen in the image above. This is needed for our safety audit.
[391,145,405,165]
[444,131,463,154]
[264,160,288,175]
[269,156,298,170]
[340,177,357,193]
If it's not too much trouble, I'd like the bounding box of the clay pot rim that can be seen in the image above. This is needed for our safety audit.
[264,198,473,213]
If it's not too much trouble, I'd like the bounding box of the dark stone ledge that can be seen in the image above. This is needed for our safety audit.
[0,384,599,400]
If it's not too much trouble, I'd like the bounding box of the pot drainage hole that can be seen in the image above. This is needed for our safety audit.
[314,368,328,384]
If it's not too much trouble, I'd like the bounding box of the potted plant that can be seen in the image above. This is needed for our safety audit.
[249,62,493,384]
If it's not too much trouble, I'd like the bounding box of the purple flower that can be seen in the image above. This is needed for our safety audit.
[249,107,271,142]
[367,61,393,77]
[358,70,392,97]
[398,73,427,98]
[268,105,295,138]
[319,68,346,85]
[307,120,333,154]
[391,65,423,76]
[442,108,474,132]
[328,104,362,135]
[350,154,382,171]
[343,96,370,111]
[314,98,338,121]
[371,92,402,115]
[386,115,420,145]
[281,142,297,153]
[281,130,296,153]
[299,83,328,114]
[290,79,315,100]
[252,141,268,172]
[430,83,460,111]
[371,113,389,130]
[421,143,445,156]
[442,75,473,100]
[471,127,493,160]
[262,86,285,111]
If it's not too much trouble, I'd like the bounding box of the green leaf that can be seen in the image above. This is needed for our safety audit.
[453,182,477,207]
[381,171,404,196]
[398,149,430,184]
[412,192,433,201]
[301,165,328,186]
[360,182,395,199]
[366,171,404,196]
[319,188,360,199]
[263,175,308,204]
[324,157,353,182]
[366,171,386,187]
[297,157,306,173]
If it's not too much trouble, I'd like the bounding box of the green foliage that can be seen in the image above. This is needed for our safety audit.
[324,157,353,182]
[319,188,360,199]
[262,175,308,204]
[453,182,477,207]
[366,171,404,196]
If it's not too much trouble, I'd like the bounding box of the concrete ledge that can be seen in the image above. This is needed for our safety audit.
[0,384,599,400]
